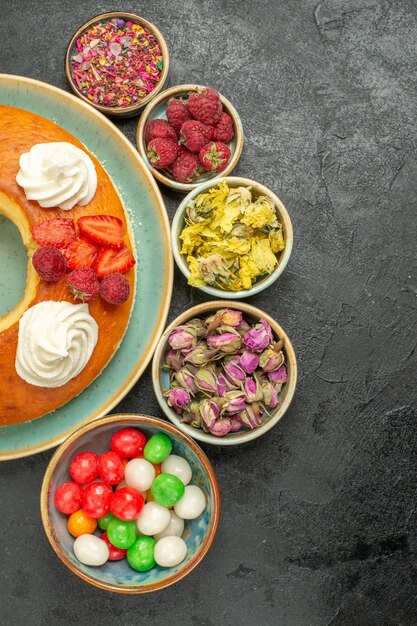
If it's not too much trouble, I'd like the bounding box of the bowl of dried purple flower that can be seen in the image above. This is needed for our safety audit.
[152,301,297,445]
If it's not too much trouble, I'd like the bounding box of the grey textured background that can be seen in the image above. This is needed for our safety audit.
[1,1,416,624]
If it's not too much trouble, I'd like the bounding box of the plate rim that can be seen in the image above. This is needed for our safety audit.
[0,74,173,460]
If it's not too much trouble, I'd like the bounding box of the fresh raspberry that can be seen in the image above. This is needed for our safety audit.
[171,147,199,183]
[180,120,212,153]
[99,273,130,305]
[199,141,231,172]
[145,118,177,144]
[67,267,99,302]
[188,87,222,126]
[147,138,178,169]
[166,97,192,133]
[32,246,66,282]
[213,112,235,143]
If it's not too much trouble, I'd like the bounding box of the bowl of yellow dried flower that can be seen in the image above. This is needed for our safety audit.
[171,177,293,298]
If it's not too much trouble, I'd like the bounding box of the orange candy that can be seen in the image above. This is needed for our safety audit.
[67,508,97,537]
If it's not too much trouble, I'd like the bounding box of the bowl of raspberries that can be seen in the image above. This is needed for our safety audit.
[136,84,244,192]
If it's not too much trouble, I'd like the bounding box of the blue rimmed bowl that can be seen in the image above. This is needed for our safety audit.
[40,414,220,593]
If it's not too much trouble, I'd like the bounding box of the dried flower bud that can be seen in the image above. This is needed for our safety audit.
[221,390,247,414]
[239,350,259,374]
[208,417,232,437]
[243,318,273,352]
[206,327,242,353]
[186,318,208,338]
[165,349,184,371]
[259,345,285,372]
[167,387,191,413]
[239,403,263,429]
[243,376,263,403]
[223,356,246,386]
[168,325,197,351]
[200,398,220,430]
[268,365,287,384]
[229,415,244,432]
[184,342,217,366]
[194,368,218,394]
[261,382,279,409]
[174,367,197,394]
[198,254,229,285]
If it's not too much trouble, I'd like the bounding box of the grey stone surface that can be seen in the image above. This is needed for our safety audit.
[0,0,416,624]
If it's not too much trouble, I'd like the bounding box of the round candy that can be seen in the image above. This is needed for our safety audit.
[82,482,113,519]
[100,532,127,561]
[151,473,185,508]
[154,536,187,568]
[154,511,185,541]
[73,534,109,566]
[161,455,192,485]
[68,509,97,537]
[174,485,206,519]
[136,502,171,536]
[107,517,137,550]
[125,458,155,492]
[143,433,172,464]
[98,512,115,531]
[69,451,98,484]
[110,487,144,521]
[98,451,124,485]
[127,536,156,572]
[110,428,147,459]
[54,481,83,514]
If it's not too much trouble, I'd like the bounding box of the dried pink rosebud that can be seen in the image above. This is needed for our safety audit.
[200,398,220,429]
[259,346,285,372]
[194,368,218,394]
[206,329,242,353]
[184,342,217,366]
[168,325,197,351]
[239,403,263,429]
[217,372,234,396]
[223,356,246,386]
[261,382,279,409]
[174,367,197,394]
[239,350,259,374]
[268,365,287,384]
[243,377,263,403]
[165,349,184,371]
[229,415,244,432]
[208,418,232,437]
[243,318,273,352]
[221,390,247,414]
[167,387,191,412]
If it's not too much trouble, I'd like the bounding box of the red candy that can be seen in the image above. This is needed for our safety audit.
[98,451,124,485]
[82,482,113,518]
[100,532,127,561]
[110,428,147,459]
[54,482,83,514]
[110,487,144,521]
[69,451,99,484]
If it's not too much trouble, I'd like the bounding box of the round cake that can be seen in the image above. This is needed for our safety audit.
[0,106,136,426]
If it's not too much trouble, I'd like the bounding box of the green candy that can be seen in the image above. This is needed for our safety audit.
[144,433,172,464]
[98,512,115,531]
[127,536,156,572]
[151,473,185,507]
[107,517,137,550]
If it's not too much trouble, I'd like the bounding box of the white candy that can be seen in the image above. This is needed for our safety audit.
[154,511,185,541]
[154,536,187,568]
[174,485,206,520]
[136,502,171,536]
[125,458,155,492]
[73,534,109,566]
[161,455,192,485]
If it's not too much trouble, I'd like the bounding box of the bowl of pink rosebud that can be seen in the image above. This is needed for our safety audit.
[136,84,244,192]
[152,301,297,445]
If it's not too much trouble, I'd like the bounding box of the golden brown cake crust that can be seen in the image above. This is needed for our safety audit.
[0,106,135,426]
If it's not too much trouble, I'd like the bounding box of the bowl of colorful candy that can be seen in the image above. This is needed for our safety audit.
[40,414,220,593]
[171,176,293,298]
[152,301,297,446]
[65,12,169,117]
[136,84,244,191]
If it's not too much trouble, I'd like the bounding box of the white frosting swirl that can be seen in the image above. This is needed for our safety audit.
[16,301,98,388]
[16,142,97,210]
